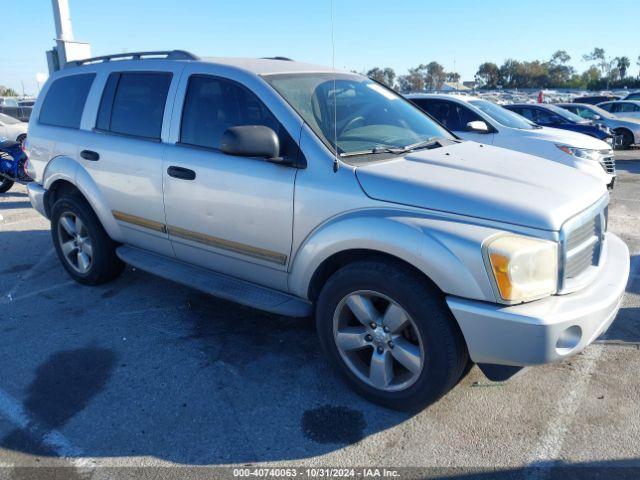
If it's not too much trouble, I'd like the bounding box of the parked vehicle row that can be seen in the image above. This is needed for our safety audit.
[406,94,616,188]
[0,113,28,145]
[502,103,615,143]
[558,103,640,149]
[0,97,33,122]
[22,51,630,411]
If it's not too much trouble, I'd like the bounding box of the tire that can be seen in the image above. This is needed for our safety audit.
[618,129,634,149]
[16,134,26,148]
[0,177,14,193]
[51,194,124,285]
[316,260,468,412]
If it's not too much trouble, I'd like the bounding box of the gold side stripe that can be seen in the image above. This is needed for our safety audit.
[111,210,287,265]
[167,225,288,265]
[112,210,167,233]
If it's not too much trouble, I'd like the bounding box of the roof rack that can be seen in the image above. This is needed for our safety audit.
[261,56,294,61]
[66,50,199,68]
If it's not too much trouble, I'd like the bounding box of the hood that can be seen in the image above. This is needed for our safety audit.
[521,126,611,150]
[355,141,606,231]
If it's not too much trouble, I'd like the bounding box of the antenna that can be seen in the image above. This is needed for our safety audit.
[330,0,339,173]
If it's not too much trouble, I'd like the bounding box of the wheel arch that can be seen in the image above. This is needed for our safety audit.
[43,156,124,241]
[289,210,497,303]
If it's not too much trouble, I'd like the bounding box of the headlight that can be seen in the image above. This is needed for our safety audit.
[485,234,558,303]
[555,144,601,161]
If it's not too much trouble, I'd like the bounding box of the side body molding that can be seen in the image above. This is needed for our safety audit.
[43,156,125,242]
[288,209,500,303]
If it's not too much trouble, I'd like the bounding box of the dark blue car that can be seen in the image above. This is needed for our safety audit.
[504,103,613,142]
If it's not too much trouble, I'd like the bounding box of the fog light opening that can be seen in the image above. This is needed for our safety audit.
[556,325,582,355]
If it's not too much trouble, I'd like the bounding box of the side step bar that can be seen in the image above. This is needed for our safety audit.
[116,246,312,317]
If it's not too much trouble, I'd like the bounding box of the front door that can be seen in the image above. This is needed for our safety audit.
[162,73,298,291]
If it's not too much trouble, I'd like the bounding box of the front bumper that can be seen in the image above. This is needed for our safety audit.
[27,182,47,218]
[447,233,630,366]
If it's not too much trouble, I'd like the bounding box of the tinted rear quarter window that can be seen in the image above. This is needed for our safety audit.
[97,72,172,139]
[39,74,96,128]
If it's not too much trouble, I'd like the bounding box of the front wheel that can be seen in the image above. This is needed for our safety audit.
[0,176,14,193]
[618,129,634,149]
[316,261,468,411]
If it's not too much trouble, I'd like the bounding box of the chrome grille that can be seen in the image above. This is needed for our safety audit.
[560,201,607,290]
[599,150,615,174]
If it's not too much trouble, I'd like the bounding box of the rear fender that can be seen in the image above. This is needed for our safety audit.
[44,156,124,241]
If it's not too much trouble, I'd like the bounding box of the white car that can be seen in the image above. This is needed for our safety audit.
[0,113,28,145]
[407,94,615,188]
[597,100,640,120]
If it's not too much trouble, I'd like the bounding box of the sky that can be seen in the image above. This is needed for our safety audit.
[1,0,639,95]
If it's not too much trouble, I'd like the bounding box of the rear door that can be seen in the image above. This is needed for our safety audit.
[76,64,183,256]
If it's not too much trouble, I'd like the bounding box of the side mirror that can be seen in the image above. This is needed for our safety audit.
[466,120,490,133]
[220,125,280,160]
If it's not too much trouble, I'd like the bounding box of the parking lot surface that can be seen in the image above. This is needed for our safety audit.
[0,152,638,479]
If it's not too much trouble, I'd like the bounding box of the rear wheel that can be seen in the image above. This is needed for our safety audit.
[51,194,124,285]
[316,260,468,411]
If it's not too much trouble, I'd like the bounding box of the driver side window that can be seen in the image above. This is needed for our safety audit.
[180,75,281,150]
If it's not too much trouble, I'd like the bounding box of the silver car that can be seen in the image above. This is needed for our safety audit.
[558,103,640,148]
[597,100,640,120]
[24,51,630,411]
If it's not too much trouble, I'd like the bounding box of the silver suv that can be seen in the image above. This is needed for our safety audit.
[25,51,630,411]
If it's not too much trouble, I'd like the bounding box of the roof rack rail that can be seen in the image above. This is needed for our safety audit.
[261,56,294,61]
[66,50,199,68]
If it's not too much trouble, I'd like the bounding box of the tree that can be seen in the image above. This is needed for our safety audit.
[583,48,615,87]
[423,61,446,90]
[616,56,631,79]
[366,67,396,88]
[580,66,601,89]
[475,62,500,89]
[396,67,425,93]
[446,72,461,83]
[499,59,521,87]
[0,86,18,97]
[547,50,574,86]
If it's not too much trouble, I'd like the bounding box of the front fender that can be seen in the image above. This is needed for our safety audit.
[43,156,124,241]
[289,209,500,302]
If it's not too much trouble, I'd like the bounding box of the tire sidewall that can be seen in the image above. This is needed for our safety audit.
[0,177,14,193]
[51,195,115,285]
[316,262,464,411]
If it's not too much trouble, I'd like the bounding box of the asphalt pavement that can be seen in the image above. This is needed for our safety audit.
[0,152,638,480]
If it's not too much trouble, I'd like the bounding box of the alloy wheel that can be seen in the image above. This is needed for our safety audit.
[57,212,94,274]
[333,290,425,392]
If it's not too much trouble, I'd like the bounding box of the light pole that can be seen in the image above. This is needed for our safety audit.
[47,0,91,73]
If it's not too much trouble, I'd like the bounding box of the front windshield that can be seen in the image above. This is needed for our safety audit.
[0,113,21,125]
[264,73,454,156]
[545,104,585,123]
[469,99,535,130]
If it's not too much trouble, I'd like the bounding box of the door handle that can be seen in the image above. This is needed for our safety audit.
[167,166,196,181]
[80,150,100,161]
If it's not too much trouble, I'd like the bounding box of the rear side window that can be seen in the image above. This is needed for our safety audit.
[96,72,172,139]
[39,74,96,128]
[180,75,280,149]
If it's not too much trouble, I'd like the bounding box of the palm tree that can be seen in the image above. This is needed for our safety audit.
[616,56,631,79]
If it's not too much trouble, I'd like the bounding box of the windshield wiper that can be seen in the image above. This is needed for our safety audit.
[339,139,442,158]
[395,138,441,153]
